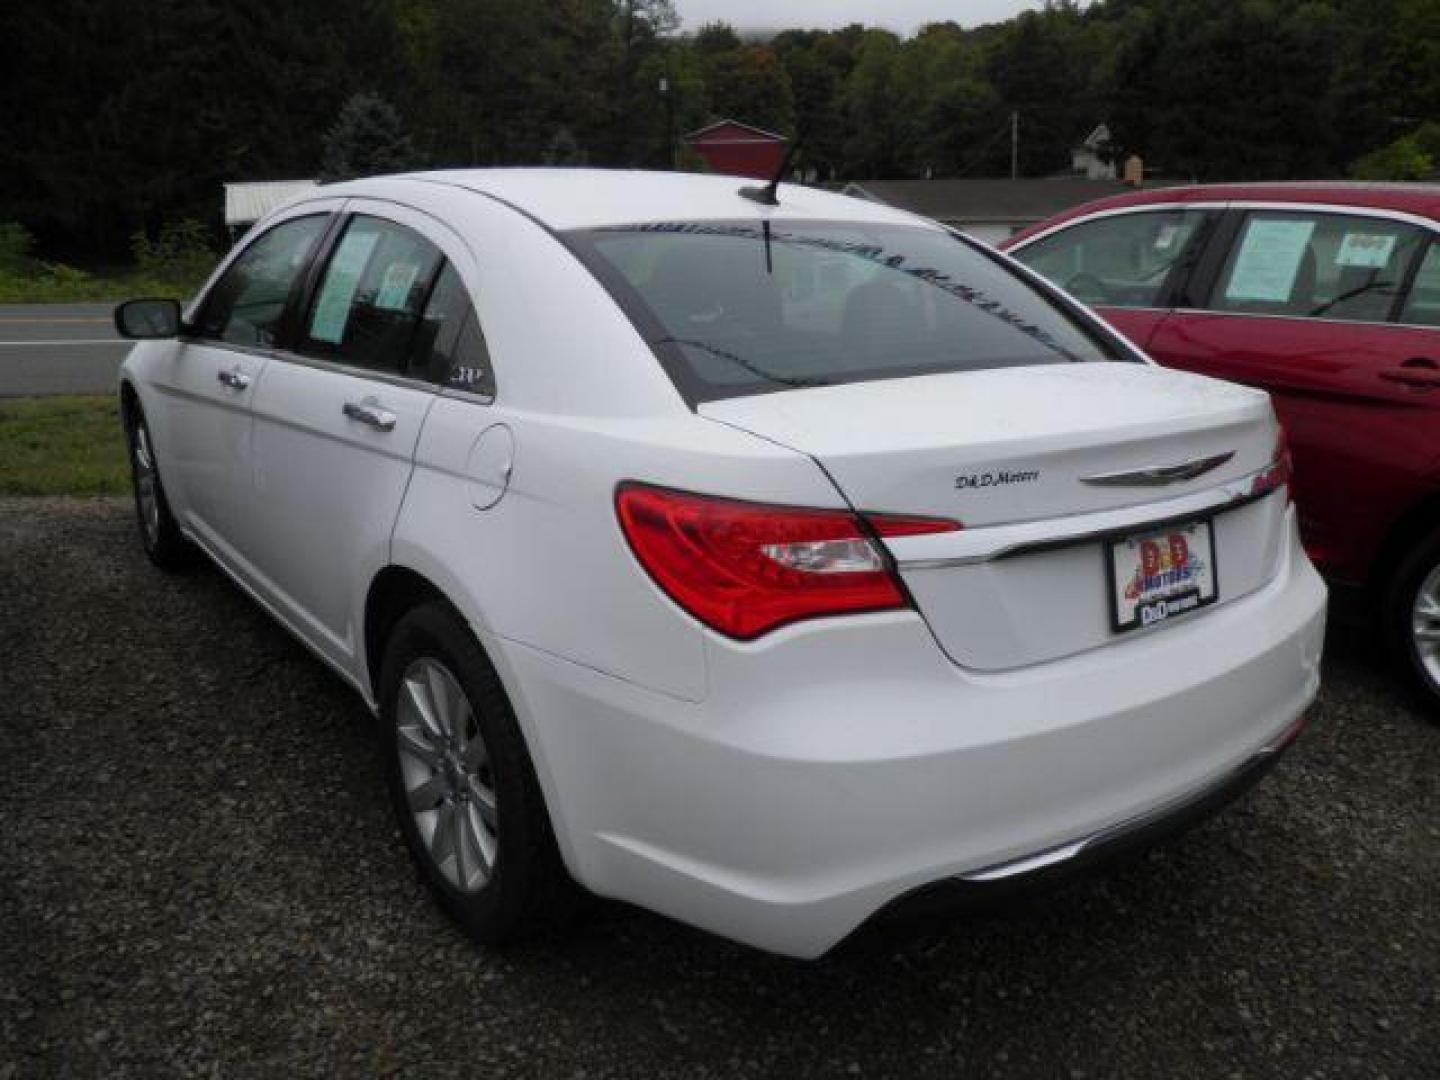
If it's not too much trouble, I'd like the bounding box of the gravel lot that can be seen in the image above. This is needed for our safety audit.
[2,497,1438,1079]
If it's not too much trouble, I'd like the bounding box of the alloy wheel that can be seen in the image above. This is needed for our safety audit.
[396,657,499,893]
[1412,563,1440,691]
[132,422,161,545]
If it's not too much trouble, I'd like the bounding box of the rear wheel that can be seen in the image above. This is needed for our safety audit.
[378,601,580,943]
[1385,527,1440,715]
[125,403,192,570]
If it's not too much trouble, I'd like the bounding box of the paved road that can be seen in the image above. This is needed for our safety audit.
[0,303,130,397]
[2,498,1438,1079]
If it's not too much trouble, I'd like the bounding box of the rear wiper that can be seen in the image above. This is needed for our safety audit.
[658,336,829,388]
[1309,280,1393,318]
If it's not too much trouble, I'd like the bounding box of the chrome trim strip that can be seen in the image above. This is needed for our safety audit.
[1010,200,1231,249]
[1010,198,1440,253]
[438,385,496,407]
[1168,307,1424,331]
[894,468,1276,571]
[268,349,440,394]
[1081,451,1234,487]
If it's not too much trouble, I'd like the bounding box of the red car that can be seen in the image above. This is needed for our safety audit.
[1004,183,1440,709]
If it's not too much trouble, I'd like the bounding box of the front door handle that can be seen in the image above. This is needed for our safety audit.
[343,399,397,432]
[217,367,251,390]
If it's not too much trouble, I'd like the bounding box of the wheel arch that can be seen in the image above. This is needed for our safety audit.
[1370,488,1440,600]
[363,565,450,701]
[361,562,587,881]
[118,379,140,430]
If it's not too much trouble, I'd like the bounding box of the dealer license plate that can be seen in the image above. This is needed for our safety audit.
[1107,520,1218,633]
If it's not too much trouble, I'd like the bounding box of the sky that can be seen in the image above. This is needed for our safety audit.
[670,0,1049,36]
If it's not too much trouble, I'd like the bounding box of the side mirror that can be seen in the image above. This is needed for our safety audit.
[114,298,183,339]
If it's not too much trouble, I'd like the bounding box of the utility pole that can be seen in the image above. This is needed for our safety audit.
[1010,110,1019,180]
[660,49,676,169]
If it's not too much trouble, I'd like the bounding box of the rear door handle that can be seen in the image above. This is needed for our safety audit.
[216,367,251,390]
[342,399,397,432]
[1380,369,1440,390]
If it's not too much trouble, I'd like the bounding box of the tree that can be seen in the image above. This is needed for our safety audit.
[704,45,795,135]
[1350,122,1440,181]
[320,92,419,181]
[692,21,741,56]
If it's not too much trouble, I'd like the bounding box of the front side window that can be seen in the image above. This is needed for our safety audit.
[301,215,442,373]
[1209,211,1426,323]
[194,214,328,347]
[1012,209,1209,308]
[570,220,1119,403]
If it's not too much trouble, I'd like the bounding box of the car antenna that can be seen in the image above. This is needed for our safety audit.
[739,131,804,207]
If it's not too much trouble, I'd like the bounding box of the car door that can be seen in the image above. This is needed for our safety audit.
[240,203,451,674]
[1008,206,1219,351]
[1146,207,1438,583]
[147,209,335,560]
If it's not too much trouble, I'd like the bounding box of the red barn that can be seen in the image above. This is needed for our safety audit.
[685,120,787,180]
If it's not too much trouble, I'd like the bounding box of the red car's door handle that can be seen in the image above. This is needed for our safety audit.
[1380,368,1440,390]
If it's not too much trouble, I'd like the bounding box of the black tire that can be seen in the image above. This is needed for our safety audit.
[378,601,581,943]
[1383,526,1440,716]
[124,402,193,570]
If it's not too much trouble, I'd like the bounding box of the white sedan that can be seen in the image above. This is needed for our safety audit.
[114,169,1326,958]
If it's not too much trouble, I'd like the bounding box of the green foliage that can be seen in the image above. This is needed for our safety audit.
[0,221,37,273]
[7,0,1440,267]
[1350,122,1440,181]
[1351,137,1433,181]
[130,219,216,285]
[0,397,129,497]
[321,92,419,181]
[704,45,795,135]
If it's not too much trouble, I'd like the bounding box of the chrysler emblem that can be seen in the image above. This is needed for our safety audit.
[1080,451,1234,487]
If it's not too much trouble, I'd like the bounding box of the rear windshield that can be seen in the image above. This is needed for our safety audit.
[566,219,1123,403]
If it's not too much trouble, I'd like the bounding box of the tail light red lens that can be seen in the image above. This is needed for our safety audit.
[1251,423,1293,503]
[615,483,960,640]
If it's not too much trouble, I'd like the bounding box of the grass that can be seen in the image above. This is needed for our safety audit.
[0,268,199,304]
[0,396,130,496]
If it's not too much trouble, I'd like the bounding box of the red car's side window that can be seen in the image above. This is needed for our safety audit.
[1013,209,1208,310]
[1399,243,1440,327]
[1208,211,1427,324]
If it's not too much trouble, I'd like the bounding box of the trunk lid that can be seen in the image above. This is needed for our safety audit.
[700,363,1287,670]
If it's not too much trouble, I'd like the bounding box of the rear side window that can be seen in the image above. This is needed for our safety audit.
[194,215,328,347]
[569,219,1118,403]
[1013,209,1209,308]
[1400,242,1440,327]
[412,263,495,397]
[301,215,442,372]
[1209,211,1426,322]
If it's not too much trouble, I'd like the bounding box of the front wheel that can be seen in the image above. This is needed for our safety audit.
[1385,527,1440,715]
[125,404,192,570]
[378,601,580,943]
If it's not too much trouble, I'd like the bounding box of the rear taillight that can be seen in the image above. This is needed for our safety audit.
[1251,423,1293,503]
[615,483,960,640]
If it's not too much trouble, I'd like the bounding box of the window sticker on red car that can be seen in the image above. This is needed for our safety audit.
[1336,232,1397,269]
[1225,219,1316,302]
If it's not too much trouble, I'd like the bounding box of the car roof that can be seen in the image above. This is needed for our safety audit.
[318,168,937,233]
[1005,181,1440,247]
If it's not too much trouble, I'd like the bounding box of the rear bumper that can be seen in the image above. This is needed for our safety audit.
[497,507,1326,959]
[861,709,1303,936]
